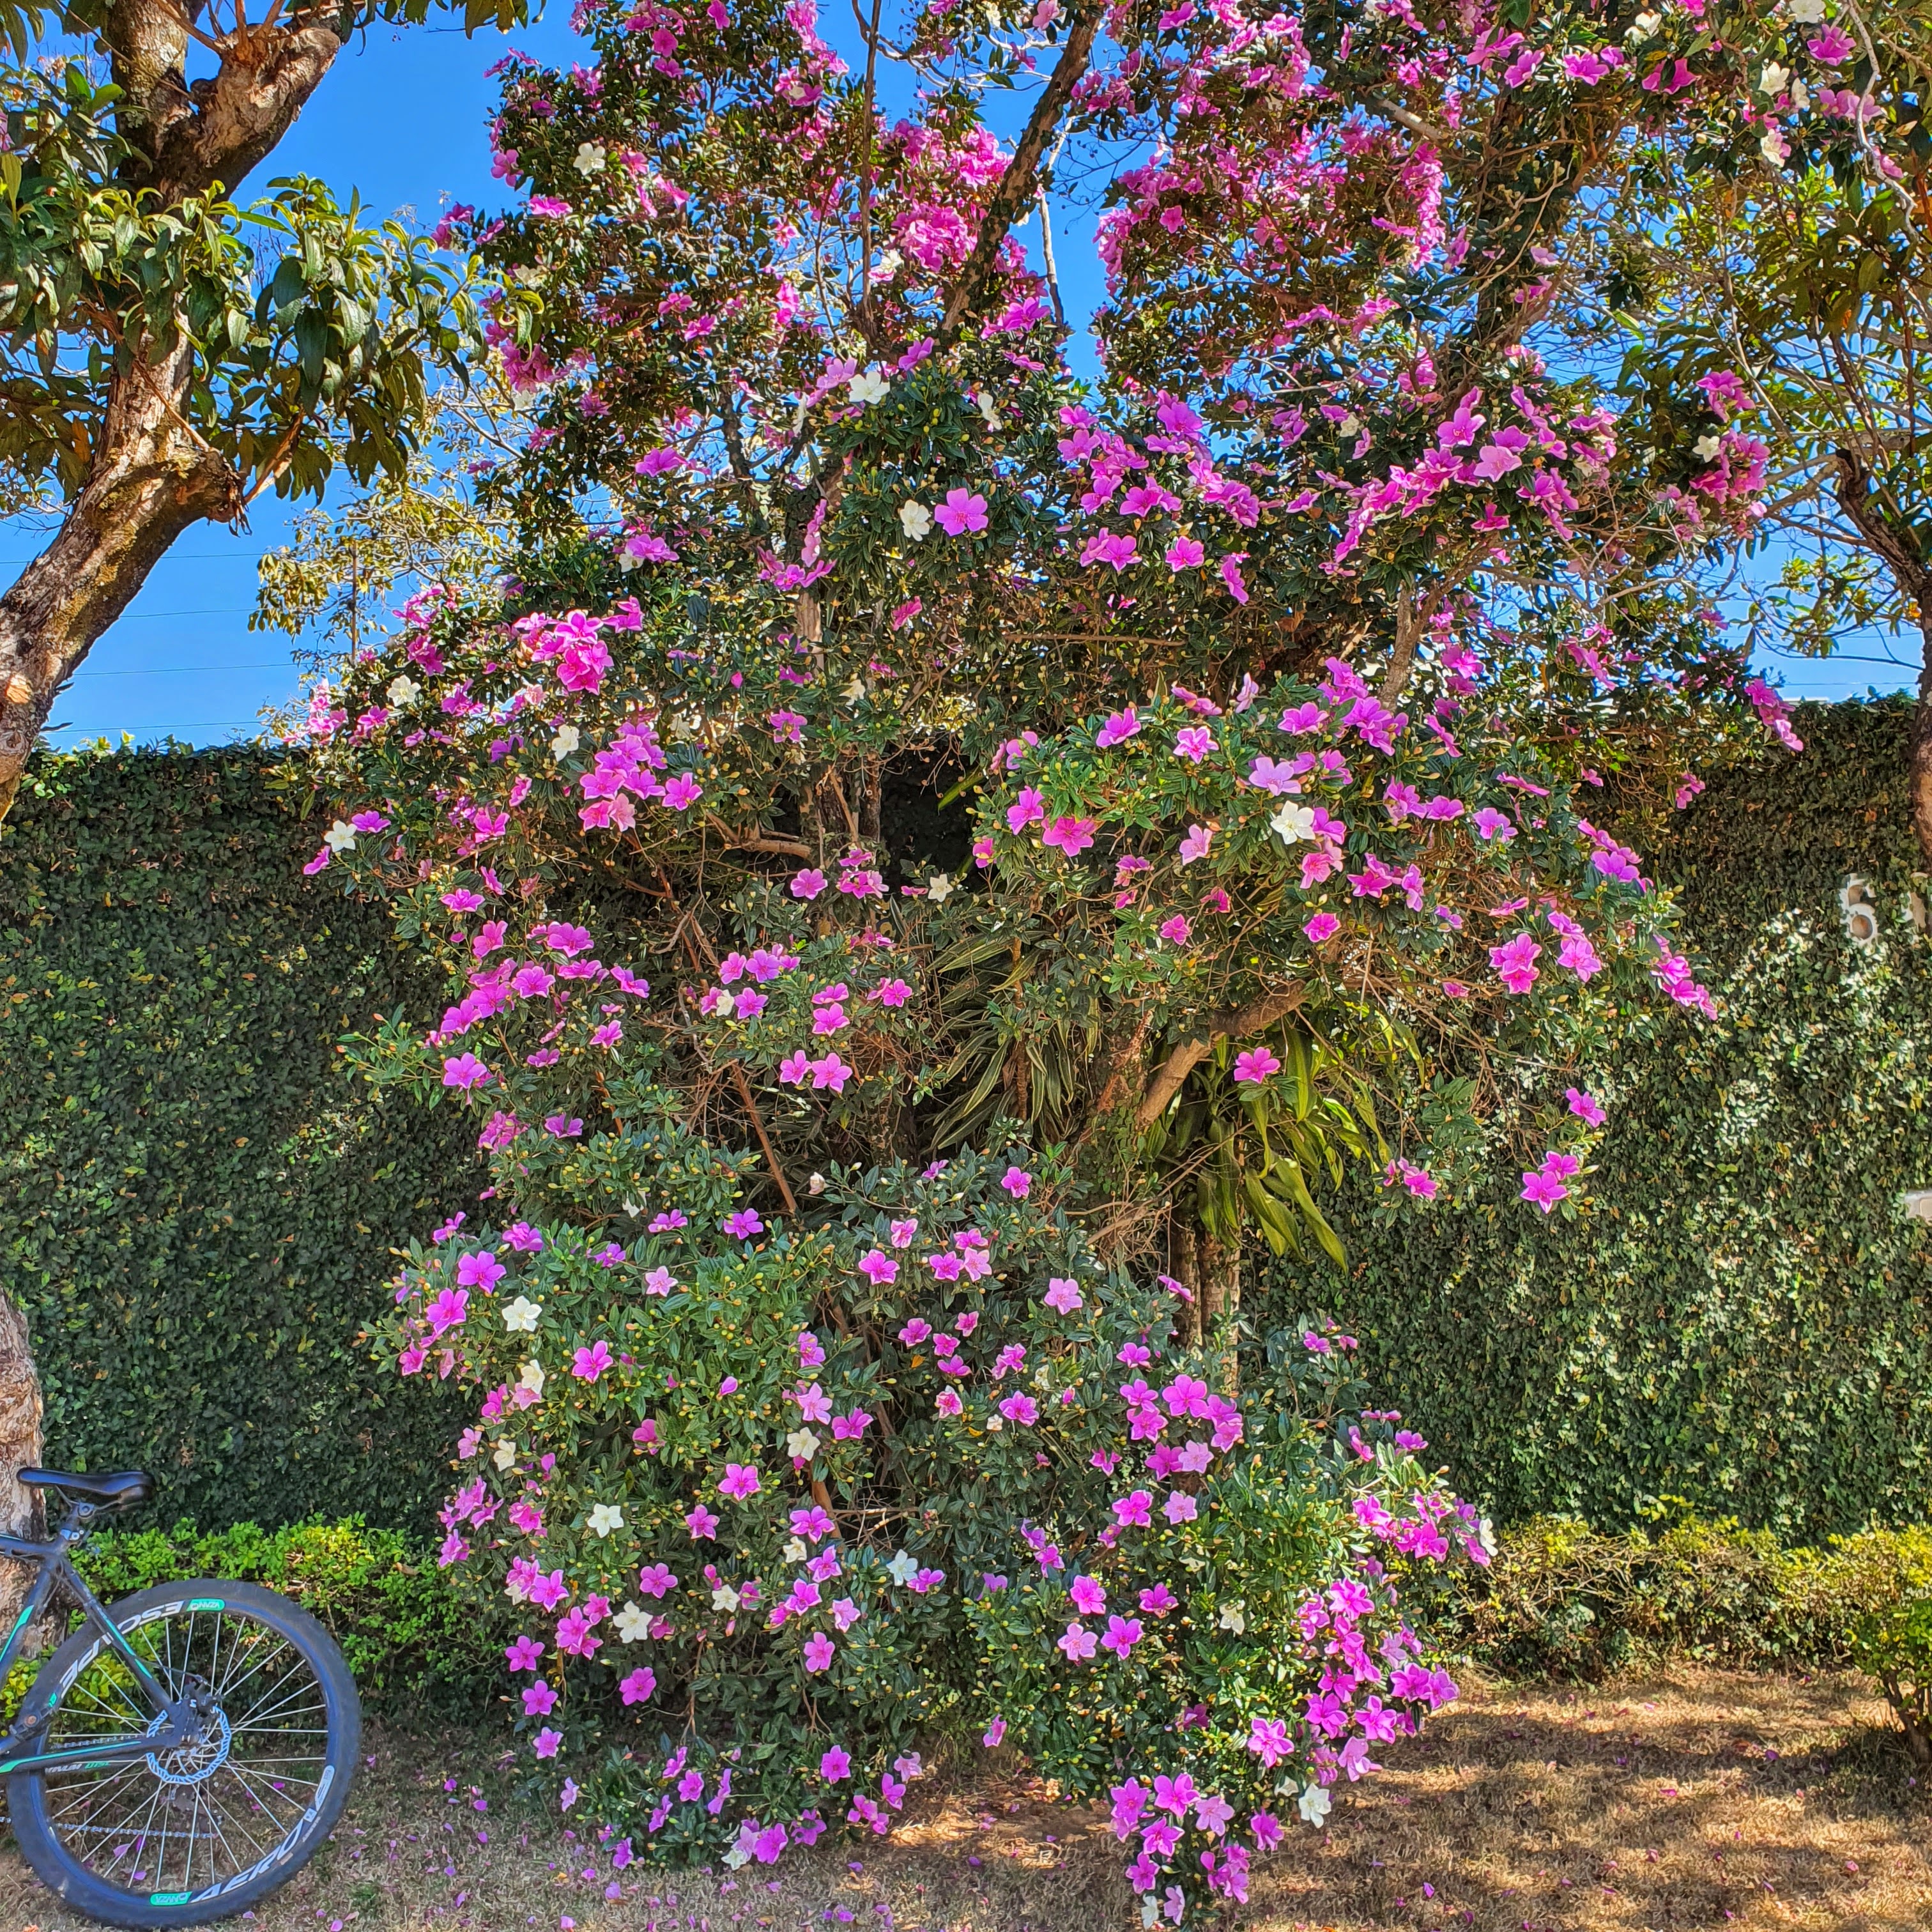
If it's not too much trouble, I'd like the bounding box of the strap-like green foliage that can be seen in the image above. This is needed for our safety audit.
[1300,696,1932,1539]
[0,743,479,1528]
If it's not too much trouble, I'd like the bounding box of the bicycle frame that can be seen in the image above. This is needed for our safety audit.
[0,1513,201,1777]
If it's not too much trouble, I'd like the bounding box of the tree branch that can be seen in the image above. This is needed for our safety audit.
[1130,984,1308,1130]
[936,2,1101,351]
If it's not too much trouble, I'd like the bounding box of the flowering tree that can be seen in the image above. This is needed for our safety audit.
[295,0,1880,1912]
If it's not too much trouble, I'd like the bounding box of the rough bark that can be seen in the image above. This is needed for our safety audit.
[1131,983,1308,1130]
[0,1296,44,1630]
[0,334,237,820]
[1832,448,1932,864]
[935,1,1102,350]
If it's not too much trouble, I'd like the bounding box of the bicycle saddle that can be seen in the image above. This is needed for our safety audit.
[19,1468,154,1509]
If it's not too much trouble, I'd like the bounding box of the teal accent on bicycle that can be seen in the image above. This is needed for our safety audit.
[0,1467,361,1928]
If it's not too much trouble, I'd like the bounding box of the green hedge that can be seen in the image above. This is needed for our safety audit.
[6,707,1929,1541]
[0,744,477,1529]
[1303,697,1932,1540]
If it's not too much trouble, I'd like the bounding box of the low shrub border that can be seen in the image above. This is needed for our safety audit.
[20,1510,1926,1763]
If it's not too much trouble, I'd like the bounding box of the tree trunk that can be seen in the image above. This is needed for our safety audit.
[0,1298,45,1630]
[1913,612,1932,868]
[0,334,235,821]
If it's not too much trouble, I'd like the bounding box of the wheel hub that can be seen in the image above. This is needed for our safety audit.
[143,1701,231,1786]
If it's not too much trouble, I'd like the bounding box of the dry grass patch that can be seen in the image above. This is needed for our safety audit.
[0,1669,1924,1932]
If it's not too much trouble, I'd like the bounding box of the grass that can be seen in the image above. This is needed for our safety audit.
[0,1668,1926,1931]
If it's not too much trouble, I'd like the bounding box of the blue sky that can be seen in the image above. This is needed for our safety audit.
[36,12,1916,749]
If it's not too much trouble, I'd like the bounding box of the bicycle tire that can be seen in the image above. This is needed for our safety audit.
[7,1578,360,1928]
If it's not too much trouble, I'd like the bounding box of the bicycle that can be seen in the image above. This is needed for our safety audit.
[0,1467,360,1928]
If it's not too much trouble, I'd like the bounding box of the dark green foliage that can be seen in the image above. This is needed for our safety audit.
[0,744,480,1531]
[1294,698,1932,1539]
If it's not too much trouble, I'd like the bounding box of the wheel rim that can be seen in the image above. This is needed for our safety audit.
[30,1601,335,1903]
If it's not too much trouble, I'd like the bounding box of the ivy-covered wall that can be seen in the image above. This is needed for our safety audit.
[6,705,1928,1542]
[0,746,476,1530]
[1308,696,1932,1541]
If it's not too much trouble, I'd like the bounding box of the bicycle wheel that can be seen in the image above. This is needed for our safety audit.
[8,1579,360,1928]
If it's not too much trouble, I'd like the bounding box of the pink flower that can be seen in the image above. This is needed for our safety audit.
[1567,1086,1606,1125]
[1057,1621,1098,1662]
[719,1462,762,1501]
[1174,726,1215,763]
[1101,1614,1144,1657]
[791,867,828,899]
[1113,1490,1154,1528]
[1807,24,1853,62]
[1232,1046,1280,1084]
[934,489,988,535]
[572,1340,613,1381]
[1002,1165,1032,1198]
[723,1208,764,1238]
[1304,911,1340,944]
[1042,815,1098,855]
[533,1727,563,1758]
[803,1632,836,1672]
[809,1052,854,1092]
[820,1747,851,1781]
[998,1392,1039,1426]
[1043,1276,1082,1314]
[1081,530,1139,572]
[1218,553,1250,603]
[1490,933,1542,994]
[442,1053,493,1090]
[1096,706,1142,748]
[663,773,702,811]
[505,1634,544,1670]
[620,1667,655,1705]
[1159,914,1192,944]
[1250,1810,1284,1850]
[858,1249,898,1284]
[1006,786,1046,833]
[983,1717,1008,1748]
[1177,823,1215,864]
[638,1562,679,1598]
[685,1504,719,1538]
[1521,1166,1568,1212]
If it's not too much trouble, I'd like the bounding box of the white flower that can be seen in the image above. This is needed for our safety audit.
[711,1583,741,1611]
[615,1600,652,1642]
[1692,433,1722,461]
[786,1426,822,1460]
[784,1537,809,1563]
[976,388,1003,431]
[1625,6,1661,37]
[324,818,358,854]
[504,1568,530,1602]
[1478,1514,1498,1557]
[492,1436,517,1471]
[1758,61,1790,95]
[808,1172,827,1195]
[386,675,420,707]
[873,249,903,279]
[1297,1782,1332,1827]
[886,1549,919,1585]
[1791,77,1810,110]
[551,723,581,758]
[712,988,735,1018]
[927,871,954,902]
[518,1359,546,1397]
[503,1295,541,1333]
[574,141,608,176]
[985,1414,1004,1431]
[1785,0,1825,20]
[1270,801,1318,845]
[622,1197,642,1218]
[1760,127,1790,165]
[588,1503,625,1538]
[1338,413,1361,438]
[722,1846,751,1870]
[842,674,868,705]
[1217,1600,1247,1634]
[848,368,891,406]
[899,500,933,541]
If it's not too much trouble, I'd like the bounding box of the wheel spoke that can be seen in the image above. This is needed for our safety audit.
[23,1598,344,1905]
